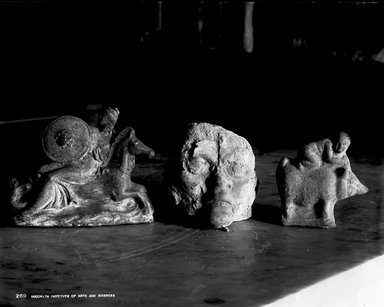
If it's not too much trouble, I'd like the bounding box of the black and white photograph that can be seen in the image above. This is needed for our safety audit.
[0,0,383,306]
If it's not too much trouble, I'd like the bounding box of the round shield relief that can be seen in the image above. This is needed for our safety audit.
[42,116,92,163]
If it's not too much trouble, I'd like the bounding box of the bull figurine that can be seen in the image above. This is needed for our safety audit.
[276,132,368,229]
[11,107,156,227]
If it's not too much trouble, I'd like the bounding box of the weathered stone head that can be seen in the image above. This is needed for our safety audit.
[170,123,257,230]
[276,132,368,229]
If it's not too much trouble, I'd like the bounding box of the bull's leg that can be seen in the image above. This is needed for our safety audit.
[281,201,296,226]
[319,200,336,229]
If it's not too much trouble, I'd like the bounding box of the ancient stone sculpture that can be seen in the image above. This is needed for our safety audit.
[276,132,368,229]
[11,107,155,226]
[169,122,258,230]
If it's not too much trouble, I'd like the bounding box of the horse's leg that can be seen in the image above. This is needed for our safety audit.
[111,190,153,215]
[107,130,136,200]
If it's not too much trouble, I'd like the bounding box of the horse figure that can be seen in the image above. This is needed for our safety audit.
[98,126,155,212]
[11,107,156,226]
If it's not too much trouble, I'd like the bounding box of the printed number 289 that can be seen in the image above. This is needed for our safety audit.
[16,294,26,299]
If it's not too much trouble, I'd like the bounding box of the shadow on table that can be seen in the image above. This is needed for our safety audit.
[146,176,285,229]
[0,179,17,227]
[251,202,283,226]
[143,180,212,230]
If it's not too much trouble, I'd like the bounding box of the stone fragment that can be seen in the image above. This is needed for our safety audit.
[169,122,258,230]
[276,132,368,229]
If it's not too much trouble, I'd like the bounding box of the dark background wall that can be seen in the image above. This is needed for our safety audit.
[1,0,384,167]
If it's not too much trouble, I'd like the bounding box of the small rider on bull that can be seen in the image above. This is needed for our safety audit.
[298,132,351,169]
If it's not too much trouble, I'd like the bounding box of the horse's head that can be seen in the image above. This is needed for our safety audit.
[127,128,155,158]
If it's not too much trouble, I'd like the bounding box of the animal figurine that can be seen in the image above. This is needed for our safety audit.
[276,132,368,229]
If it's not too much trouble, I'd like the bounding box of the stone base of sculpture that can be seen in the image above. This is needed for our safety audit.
[276,132,368,229]
[14,198,153,227]
[10,107,155,227]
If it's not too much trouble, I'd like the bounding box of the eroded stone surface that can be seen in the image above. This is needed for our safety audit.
[276,132,369,229]
[169,122,257,229]
[10,107,155,226]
